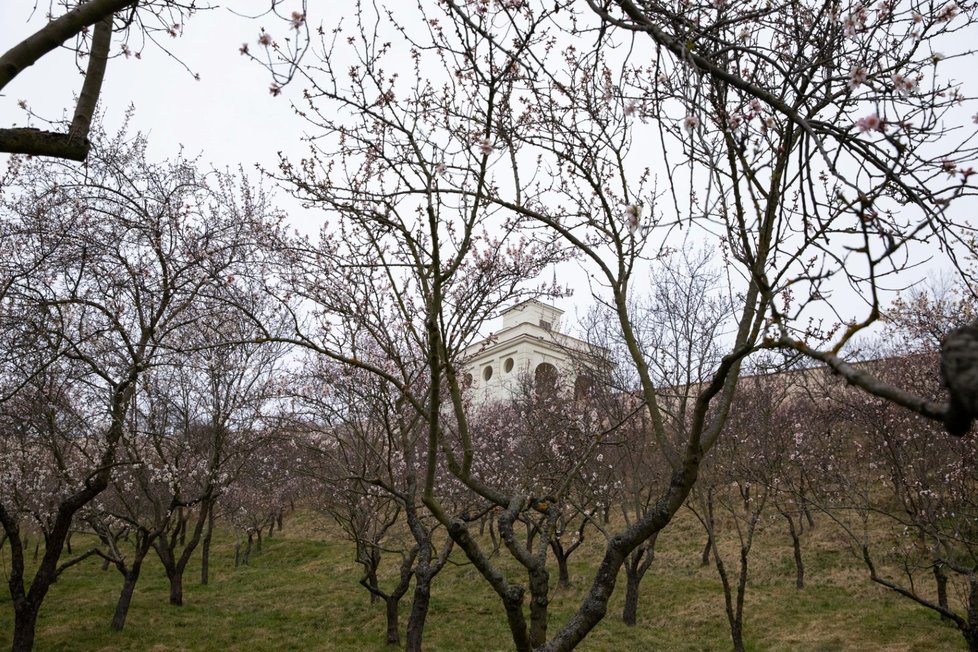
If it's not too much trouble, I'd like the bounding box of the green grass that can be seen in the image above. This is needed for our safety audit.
[0,509,967,651]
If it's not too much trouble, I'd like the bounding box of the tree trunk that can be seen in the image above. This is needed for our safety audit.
[201,507,215,586]
[177,512,187,546]
[406,575,431,652]
[785,512,804,589]
[12,601,40,652]
[528,564,550,647]
[168,569,184,606]
[965,630,978,652]
[964,579,978,652]
[730,619,746,652]
[111,568,140,630]
[621,535,656,626]
[488,519,500,554]
[110,533,154,630]
[156,500,212,606]
[701,534,711,566]
[622,569,641,626]
[385,596,400,645]
[550,538,571,589]
[935,563,949,620]
[242,531,253,566]
[156,538,186,605]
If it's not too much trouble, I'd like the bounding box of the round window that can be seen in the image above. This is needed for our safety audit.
[504,357,515,373]
[483,366,493,381]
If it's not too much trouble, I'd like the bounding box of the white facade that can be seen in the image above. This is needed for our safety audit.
[461,299,604,403]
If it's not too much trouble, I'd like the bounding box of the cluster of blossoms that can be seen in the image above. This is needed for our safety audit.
[841,4,870,38]
[891,72,918,96]
[855,112,883,132]
[624,204,641,235]
[848,66,869,90]
[475,138,494,155]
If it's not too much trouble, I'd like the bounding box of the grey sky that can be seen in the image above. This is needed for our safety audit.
[2,3,976,337]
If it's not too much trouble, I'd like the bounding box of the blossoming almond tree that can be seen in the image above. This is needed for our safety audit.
[294,353,458,650]
[251,0,977,648]
[0,127,280,651]
[804,286,978,651]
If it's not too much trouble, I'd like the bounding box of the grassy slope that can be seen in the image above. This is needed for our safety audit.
[0,509,965,651]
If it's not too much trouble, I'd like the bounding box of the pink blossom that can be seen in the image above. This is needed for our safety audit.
[682,115,699,132]
[973,113,978,124]
[937,1,959,22]
[624,102,638,117]
[258,32,272,47]
[941,158,957,175]
[855,113,882,132]
[625,204,641,234]
[291,11,306,30]
[891,72,916,96]
[848,66,868,90]
[476,138,494,155]
[269,83,282,97]
[841,6,869,38]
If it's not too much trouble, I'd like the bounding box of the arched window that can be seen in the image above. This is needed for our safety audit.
[574,374,593,400]
[534,362,558,393]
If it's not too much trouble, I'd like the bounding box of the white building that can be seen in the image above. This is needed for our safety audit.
[460,299,607,403]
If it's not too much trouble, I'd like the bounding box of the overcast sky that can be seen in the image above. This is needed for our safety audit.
[0,3,592,328]
[2,3,976,339]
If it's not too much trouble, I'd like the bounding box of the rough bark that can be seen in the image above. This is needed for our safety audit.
[405,578,431,652]
[0,0,134,90]
[1,8,115,160]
